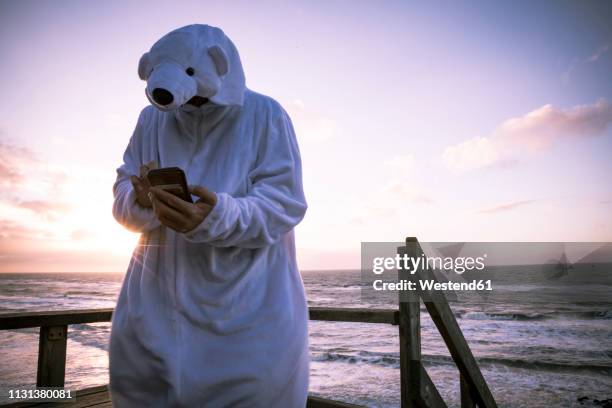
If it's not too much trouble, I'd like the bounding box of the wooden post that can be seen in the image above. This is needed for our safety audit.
[399,238,422,408]
[406,238,497,408]
[36,325,68,387]
[460,374,476,408]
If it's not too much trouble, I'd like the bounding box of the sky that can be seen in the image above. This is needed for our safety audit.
[0,0,611,272]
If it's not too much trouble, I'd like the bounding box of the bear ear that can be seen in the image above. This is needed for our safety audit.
[207,45,229,77]
[138,52,150,81]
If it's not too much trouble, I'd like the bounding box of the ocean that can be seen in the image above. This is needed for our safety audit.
[0,269,611,407]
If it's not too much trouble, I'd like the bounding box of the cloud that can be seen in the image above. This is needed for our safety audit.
[71,228,94,240]
[344,154,434,228]
[0,140,38,185]
[442,99,612,173]
[563,43,610,82]
[382,179,435,204]
[477,200,534,214]
[384,154,415,175]
[0,139,69,192]
[497,99,612,149]
[285,99,339,143]
[0,138,71,215]
[587,44,610,63]
[17,200,71,221]
[380,154,435,204]
[0,138,75,245]
[441,137,501,173]
[0,219,49,241]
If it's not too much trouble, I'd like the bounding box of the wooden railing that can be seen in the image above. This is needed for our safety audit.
[398,238,497,408]
[0,237,496,408]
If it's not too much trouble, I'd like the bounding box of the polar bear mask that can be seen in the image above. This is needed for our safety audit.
[138,24,246,111]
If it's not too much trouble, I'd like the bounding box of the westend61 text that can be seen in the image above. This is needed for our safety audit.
[373,279,493,291]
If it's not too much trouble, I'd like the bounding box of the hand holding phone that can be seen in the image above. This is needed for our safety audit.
[146,167,193,203]
[148,182,218,233]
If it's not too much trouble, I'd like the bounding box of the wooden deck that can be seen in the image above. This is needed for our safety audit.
[2,385,363,408]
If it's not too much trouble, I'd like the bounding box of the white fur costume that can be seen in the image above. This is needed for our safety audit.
[109,24,309,407]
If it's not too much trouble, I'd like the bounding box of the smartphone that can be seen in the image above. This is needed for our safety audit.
[146,167,193,203]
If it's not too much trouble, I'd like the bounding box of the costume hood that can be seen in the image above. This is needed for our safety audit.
[138,24,246,111]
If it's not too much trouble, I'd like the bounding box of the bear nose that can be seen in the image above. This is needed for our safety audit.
[152,88,174,106]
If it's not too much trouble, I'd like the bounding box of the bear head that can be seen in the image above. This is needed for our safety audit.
[138,24,245,112]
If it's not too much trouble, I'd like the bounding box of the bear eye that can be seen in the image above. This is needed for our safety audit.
[186,67,195,76]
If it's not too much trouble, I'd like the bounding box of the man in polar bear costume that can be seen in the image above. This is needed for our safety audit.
[109,24,309,407]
